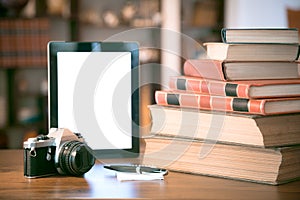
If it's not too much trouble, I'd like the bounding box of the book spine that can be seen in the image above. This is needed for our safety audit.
[220,28,227,43]
[155,91,266,115]
[169,77,251,98]
[220,28,299,44]
[183,59,227,80]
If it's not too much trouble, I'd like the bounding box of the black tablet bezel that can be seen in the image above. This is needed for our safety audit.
[47,41,140,158]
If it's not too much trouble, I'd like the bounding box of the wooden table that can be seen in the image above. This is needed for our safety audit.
[0,150,300,199]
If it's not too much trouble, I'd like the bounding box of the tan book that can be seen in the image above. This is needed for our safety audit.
[204,42,299,61]
[149,105,300,147]
[221,28,299,44]
[142,136,300,185]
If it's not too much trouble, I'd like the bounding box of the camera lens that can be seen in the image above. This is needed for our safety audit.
[57,141,95,176]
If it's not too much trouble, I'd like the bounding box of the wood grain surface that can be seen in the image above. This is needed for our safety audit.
[0,150,299,199]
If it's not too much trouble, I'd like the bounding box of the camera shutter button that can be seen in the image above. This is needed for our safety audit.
[28,138,37,143]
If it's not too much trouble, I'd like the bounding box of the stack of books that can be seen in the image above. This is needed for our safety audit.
[142,28,300,185]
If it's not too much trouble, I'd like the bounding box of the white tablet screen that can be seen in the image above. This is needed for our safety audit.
[56,52,132,150]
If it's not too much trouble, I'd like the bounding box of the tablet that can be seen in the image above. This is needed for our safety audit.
[47,41,140,158]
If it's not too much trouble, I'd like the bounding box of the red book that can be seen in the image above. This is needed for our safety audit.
[169,76,300,99]
[183,59,300,81]
[155,90,300,115]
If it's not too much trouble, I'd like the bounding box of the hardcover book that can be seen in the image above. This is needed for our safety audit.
[221,28,299,44]
[155,90,300,115]
[183,59,300,81]
[169,76,300,98]
[148,105,300,147]
[142,136,300,185]
[204,42,299,61]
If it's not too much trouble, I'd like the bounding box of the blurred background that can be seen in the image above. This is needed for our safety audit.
[0,0,299,148]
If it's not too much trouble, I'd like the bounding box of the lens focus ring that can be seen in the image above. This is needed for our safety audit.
[58,141,95,176]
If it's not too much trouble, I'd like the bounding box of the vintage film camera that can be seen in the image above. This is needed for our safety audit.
[24,128,95,178]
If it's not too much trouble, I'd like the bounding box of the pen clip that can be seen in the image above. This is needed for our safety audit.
[104,164,168,175]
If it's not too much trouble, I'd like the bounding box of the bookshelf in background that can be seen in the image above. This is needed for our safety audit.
[0,0,224,148]
[0,69,8,148]
[0,0,79,148]
[0,18,49,68]
[0,18,50,148]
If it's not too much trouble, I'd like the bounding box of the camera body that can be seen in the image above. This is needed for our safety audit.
[24,128,95,178]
